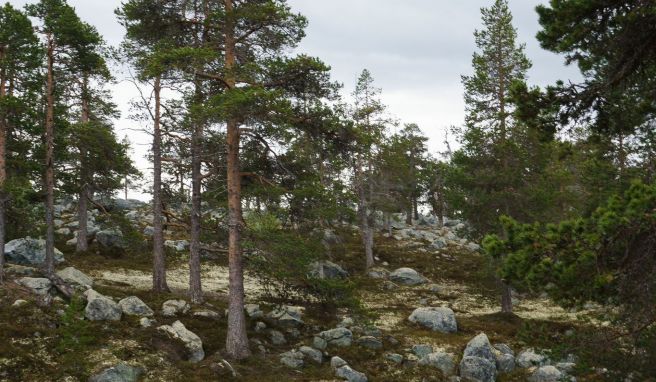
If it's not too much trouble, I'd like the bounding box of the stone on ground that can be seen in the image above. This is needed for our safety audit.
[528,365,564,382]
[299,345,323,364]
[408,307,457,333]
[118,296,154,317]
[17,277,52,296]
[56,267,93,289]
[161,299,190,317]
[418,351,456,376]
[335,365,368,382]
[279,350,304,369]
[84,289,122,321]
[5,238,64,266]
[318,327,353,347]
[516,348,548,368]
[308,260,349,279]
[157,320,205,362]
[390,267,427,285]
[89,363,144,382]
[463,333,496,365]
[459,356,496,382]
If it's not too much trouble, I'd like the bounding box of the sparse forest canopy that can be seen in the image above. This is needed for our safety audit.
[0,0,655,380]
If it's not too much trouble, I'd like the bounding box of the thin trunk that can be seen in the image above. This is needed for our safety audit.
[76,78,90,252]
[124,176,128,200]
[356,164,374,270]
[224,0,250,359]
[405,201,413,225]
[189,80,203,304]
[0,54,6,283]
[44,35,56,276]
[152,75,169,293]
[501,280,513,313]
[413,197,419,220]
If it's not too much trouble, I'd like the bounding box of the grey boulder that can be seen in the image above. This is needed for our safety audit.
[516,348,548,368]
[280,350,304,369]
[5,238,64,266]
[89,363,144,382]
[335,365,368,382]
[528,365,564,382]
[463,333,496,365]
[56,267,93,289]
[390,267,427,285]
[157,320,205,362]
[118,296,154,317]
[318,327,353,347]
[17,277,52,296]
[408,307,457,333]
[419,351,456,376]
[96,229,127,250]
[84,289,122,321]
[308,260,348,279]
[162,299,190,317]
[459,356,496,382]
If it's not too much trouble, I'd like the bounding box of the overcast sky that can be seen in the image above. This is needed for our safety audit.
[8,0,581,199]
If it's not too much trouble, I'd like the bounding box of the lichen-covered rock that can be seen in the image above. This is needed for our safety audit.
[17,277,52,296]
[56,267,93,290]
[331,356,348,369]
[161,299,190,317]
[5,238,64,266]
[89,363,144,382]
[308,260,349,279]
[412,344,434,358]
[495,353,515,373]
[516,349,548,368]
[245,303,264,319]
[157,320,204,362]
[96,228,127,250]
[267,305,304,327]
[270,330,287,345]
[408,307,457,333]
[318,327,353,347]
[390,267,427,285]
[280,350,304,369]
[528,365,564,382]
[299,345,323,364]
[118,296,154,317]
[335,365,368,382]
[463,333,496,365]
[459,356,496,382]
[84,289,122,321]
[419,351,456,376]
[356,336,383,350]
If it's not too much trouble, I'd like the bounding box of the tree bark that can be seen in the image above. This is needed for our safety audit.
[152,75,169,293]
[224,0,250,360]
[501,280,513,313]
[0,52,6,283]
[76,78,90,252]
[189,80,203,304]
[44,34,56,276]
[405,201,413,225]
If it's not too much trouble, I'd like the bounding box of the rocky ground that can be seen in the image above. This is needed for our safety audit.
[0,200,629,381]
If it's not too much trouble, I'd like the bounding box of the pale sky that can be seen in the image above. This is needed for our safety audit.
[7,0,581,199]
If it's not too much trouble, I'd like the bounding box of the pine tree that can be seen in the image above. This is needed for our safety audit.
[0,4,41,283]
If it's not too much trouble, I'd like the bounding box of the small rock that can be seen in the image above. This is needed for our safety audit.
[335,365,368,382]
[254,321,267,332]
[162,299,190,317]
[96,229,127,250]
[493,343,514,356]
[367,267,389,279]
[193,310,220,319]
[318,327,353,347]
[119,296,154,317]
[463,333,496,365]
[308,260,349,279]
[89,363,144,382]
[299,345,323,364]
[84,290,122,321]
[280,350,304,369]
[139,317,156,328]
[313,336,328,350]
[385,353,403,364]
[389,267,427,285]
[459,356,496,382]
[496,353,515,373]
[270,330,287,345]
[17,277,52,296]
[157,320,205,362]
[419,351,456,376]
[356,336,383,350]
[12,299,28,307]
[516,349,548,368]
[528,365,564,382]
[56,267,93,289]
[555,362,576,373]
[330,356,348,369]
[412,344,434,358]
[245,303,264,319]
[408,307,457,333]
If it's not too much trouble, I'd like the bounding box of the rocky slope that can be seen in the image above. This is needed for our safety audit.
[0,200,623,381]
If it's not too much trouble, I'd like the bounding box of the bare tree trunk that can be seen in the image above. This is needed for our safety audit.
[152,75,169,293]
[0,60,6,283]
[76,80,90,252]
[413,197,419,220]
[224,0,250,360]
[405,201,413,225]
[501,280,513,313]
[189,80,203,304]
[356,164,374,270]
[44,35,56,276]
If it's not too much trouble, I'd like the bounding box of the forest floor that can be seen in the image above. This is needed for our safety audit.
[0,225,628,381]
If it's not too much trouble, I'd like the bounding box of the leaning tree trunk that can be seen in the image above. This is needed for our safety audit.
[152,75,169,293]
[224,0,250,360]
[189,81,203,304]
[43,35,56,276]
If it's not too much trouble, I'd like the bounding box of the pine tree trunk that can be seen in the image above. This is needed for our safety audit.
[189,81,203,304]
[44,35,56,276]
[0,63,6,283]
[76,84,90,253]
[413,198,419,220]
[405,202,413,225]
[152,75,169,293]
[501,280,513,313]
[224,0,250,360]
